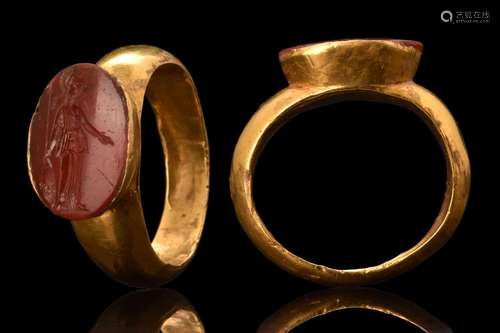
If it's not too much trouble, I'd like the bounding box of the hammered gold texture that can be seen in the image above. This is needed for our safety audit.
[230,39,470,285]
[280,39,422,86]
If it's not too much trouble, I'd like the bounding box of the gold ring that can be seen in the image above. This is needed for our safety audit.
[28,45,209,287]
[230,39,470,285]
[258,288,451,332]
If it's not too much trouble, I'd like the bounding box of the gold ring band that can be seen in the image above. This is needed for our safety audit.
[28,45,209,287]
[230,39,470,285]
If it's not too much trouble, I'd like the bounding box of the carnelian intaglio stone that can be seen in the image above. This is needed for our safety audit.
[29,63,128,220]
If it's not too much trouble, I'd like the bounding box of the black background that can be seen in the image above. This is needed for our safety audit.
[5,5,496,332]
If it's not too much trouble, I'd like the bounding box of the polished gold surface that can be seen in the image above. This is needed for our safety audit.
[258,288,451,332]
[90,289,204,333]
[279,39,422,86]
[29,45,209,287]
[230,39,470,285]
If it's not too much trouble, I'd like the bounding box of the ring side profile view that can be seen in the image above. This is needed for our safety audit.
[230,39,471,285]
[27,45,210,287]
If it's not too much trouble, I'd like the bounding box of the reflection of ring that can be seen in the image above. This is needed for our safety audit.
[258,288,451,332]
[230,39,470,285]
[28,45,209,287]
[90,289,204,333]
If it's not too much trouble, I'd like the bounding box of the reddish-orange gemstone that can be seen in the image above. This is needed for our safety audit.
[29,64,128,220]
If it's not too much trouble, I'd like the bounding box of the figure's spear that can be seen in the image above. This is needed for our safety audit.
[44,79,55,170]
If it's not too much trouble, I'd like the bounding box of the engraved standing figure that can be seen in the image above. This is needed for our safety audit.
[45,72,114,212]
